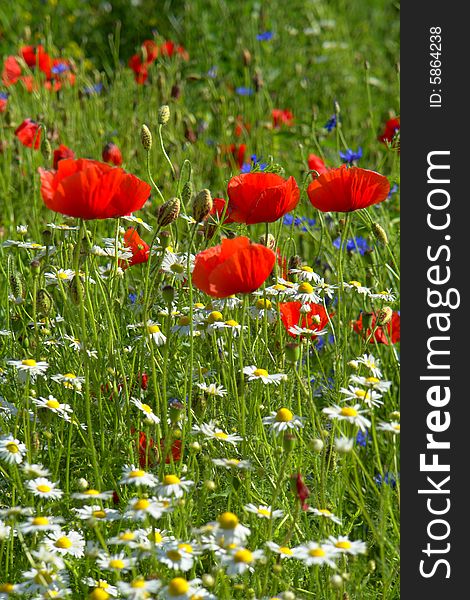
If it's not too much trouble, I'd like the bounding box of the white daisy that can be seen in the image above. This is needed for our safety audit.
[292,282,321,304]
[210,295,242,310]
[194,382,227,397]
[244,504,284,520]
[265,541,295,559]
[84,579,118,597]
[243,366,287,385]
[206,512,251,548]
[211,458,252,471]
[71,489,114,501]
[44,530,85,557]
[117,577,161,599]
[349,375,391,393]
[157,475,194,499]
[51,372,85,391]
[131,398,161,424]
[145,320,167,346]
[44,269,76,286]
[21,463,51,478]
[124,496,173,521]
[159,577,205,600]
[356,354,382,378]
[120,465,159,487]
[32,396,73,420]
[7,358,49,382]
[314,278,338,299]
[377,421,401,435]
[369,289,396,302]
[325,535,367,555]
[334,436,354,454]
[344,280,371,295]
[0,435,27,464]
[73,505,120,525]
[158,541,199,572]
[192,422,242,446]
[26,478,63,500]
[220,547,264,576]
[292,541,338,567]
[262,408,305,433]
[339,386,383,408]
[122,215,154,232]
[249,298,277,323]
[0,520,12,541]
[96,552,136,573]
[171,315,201,337]
[289,265,321,283]
[19,515,64,535]
[308,508,342,525]
[323,404,371,432]
[161,251,194,280]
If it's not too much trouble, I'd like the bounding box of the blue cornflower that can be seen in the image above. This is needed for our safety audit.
[333,236,371,255]
[207,66,218,78]
[324,114,337,131]
[283,214,294,226]
[388,183,399,198]
[0,92,8,100]
[240,154,267,173]
[339,147,363,165]
[82,83,103,95]
[235,86,254,96]
[51,62,70,75]
[374,472,399,488]
[356,430,370,447]
[128,292,137,305]
[257,31,274,41]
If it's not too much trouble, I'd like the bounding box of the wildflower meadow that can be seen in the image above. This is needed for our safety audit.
[0,1,400,598]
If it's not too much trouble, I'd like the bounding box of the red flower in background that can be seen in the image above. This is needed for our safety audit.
[20,45,52,77]
[272,108,294,128]
[133,430,182,468]
[279,301,330,339]
[121,228,150,268]
[379,116,400,147]
[307,153,329,176]
[38,158,151,220]
[234,115,250,137]
[307,165,390,213]
[352,310,400,345]
[128,54,149,84]
[141,39,159,62]
[192,236,275,298]
[222,143,247,170]
[2,56,22,86]
[0,93,8,113]
[294,473,310,510]
[227,172,300,224]
[53,144,75,169]
[102,142,123,166]
[15,119,42,149]
[160,40,189,61]
[209,198,235,224]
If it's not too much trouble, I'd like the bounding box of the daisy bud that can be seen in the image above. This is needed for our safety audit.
[259,232,276,250]
[273,564,283,574]
[157,197,181,227]
[377,306,393,326]
[390,411,400,420]
[41,136,52,161]
[162,284,175,305]
[181,180,192,205]
[140,124,153,150]
[285,342,300,364]
[368,560,376,572]
[204,480,216,491]
[202,574,215,588]
[190,441,202,452]
[192,188,213,223]
[282,592,296,600]
[37,289,52,316]
[372,222,388,245]
[347,360,359,370]
[310,438,324,453]
[158,104,171,125]
[330,574,343,589]
[77,478,89,490]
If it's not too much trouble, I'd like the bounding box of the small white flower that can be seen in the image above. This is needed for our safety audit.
[158,541,199,572]
[308,508,342,524]
[195,382,227,397]
[44,530,85,557]
[325,535,367,555]
[120,465,159,487]
[243,366,287,385]
[377,421,401,435]
[73,505,120,524]
[323,404,371,432]
[71,489,113,501]
[124,496,173,521]
[192,422,242,446]
[262,408,305,433]
[32,396,73,420]
[145,320,167,346]
[19,515,64,535]
[210,295,242,310]
[161,251,194,280]
[84,579,118,597]
[244,504,284,519]
[21,463,51,478]
[122,214,154,232]
[157,475,194,499]
[7,358,49,382]
[117,577,161,599]
[292,281,321,304]
[293,541,338,567]
[220,547,264,576]
[266,541,295,559]
[131,398,161,424]
[0,435,27,464]
[356,354,382,378]
[249,298,277,323]
[369,289,396,302]
[339,385,383,408]
[344,280,371,295]
[211,458,252,471]
[96,552,136,572]
[51,372,85,391]
[289,265,321,283]
[334,436,354,454]
[26,478,63,500]
[349,375,391,393]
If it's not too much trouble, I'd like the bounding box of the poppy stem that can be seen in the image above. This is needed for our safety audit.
[145,151,165,203]
[158,123,176,180]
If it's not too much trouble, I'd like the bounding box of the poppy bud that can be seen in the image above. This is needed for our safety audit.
[283,432,297,452]
[259,233,276,250]
[376,306,393,326]
[285,342,300,364]
[242,48,252,66]
[159,230,171,249]
[37,289,53,316]
[253,70,264,91]
[181,181,192,205]
[161,284,175,305]
[30,260,40,274]
[192,188,213,223]
[157,197,181,227]
[68,275,84,305]
[102,142,123,166]
[158,105,171,125]
[140,124,153,150]
[41,136,52,161]
[372,222,388,245]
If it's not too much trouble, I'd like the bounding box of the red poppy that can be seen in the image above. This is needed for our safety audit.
[19,75,36,92]
[272,108,294,128]
[53,144,75,169]
[133,430,182,467]
[352,310,400,345]
[121,228,150,268]
[227,172,300,224]
[128,54,149,84]
[20,45,52,76]
[141,40,159,62]
[160,40,189,61]
[379,117,400,147]
[209,197,235,224]
[307,153,328,175]
[294,473,310,511]
[279,301,330,339]
[2,56,22,86]
[234,115,250,137]
[307,165,390,213]
[15,119,42,149]
[0,95,7,113]
[102,142,123,166]
[192,236,276,298]
[223,143,247,170]
[38,158,151,220]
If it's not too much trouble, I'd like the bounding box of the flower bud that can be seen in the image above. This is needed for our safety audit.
[157,197,181,227]
[160,230,171,249]
[285,342,300,364]
[192,188,213,223]
[376,306,393,326]
[161,285,175,305]
[283,432,297,452]
[201,574,215,588]
[158,105,170,125]
[181,181,192,205]
[242,48,252,66]
[310,438,324,453]
[41,136,52,161]
[37,289,53,316]
[368,559,376,572]
[330,574,343,589]
[372,222,388,245]
[68,275,85,305]
[288,255,302,271]
[77,478,89,490]
[140,124,152,150]
[204,480,216,491]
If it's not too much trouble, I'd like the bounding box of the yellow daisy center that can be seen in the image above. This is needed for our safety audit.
[301,265,313,272]
[207,311,223,324]
[227,459,240,466]
[55,536,72,549]
[133,499,150,511]
[22,359,37,367]
[393,424,401,431]
[179,543,193,553]
[84,489,100,495]
[32,517,49,526]
[89,589,110,600]
[258,508,271,517]
[279,546,293,555]
[273,284,286,291]
[336,540,352,550]
[148,531,163,543]
[354,390,367,398]
[6,442,19,453]
[37,484,52,493]
[349,280,362,287]
[215,432,228,439]
[309,548,326,557]
[218,512,239,530]
[366,377,380,384]
[275,408,293,422]
[108,559,125,569]
[194,302,205,309]
[298,282,314,294]
[168,578,189,596]
[167,549,182,561]
[64,373,76,379]
[0,584,14,593]
[92,510,106,519]
[131,579,146,588]
[129,470,145,478]
[253,368,268,377]
[255,298,272,310]
[140,403,153,413]
[341,407,358,417]
[120,532,135,541]
[34,571,53,585]
[234,549,253,563]
[318,509,332,516]
[148,324,160,334]
[46,399,61,409]
[57,272,69,280]
[164,474,180,485]
[225,319,239,327]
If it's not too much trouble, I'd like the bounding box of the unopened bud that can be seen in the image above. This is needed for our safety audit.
[259,233,276,250]
[41,136,52,161]
[157,197,181,227]
[310,438,324,453]
[282,592,296,600]
[330,574,343,589]
[77,478,89,490]
[376,306,393,326]
[181,181,192,205]
[253,70,264,91]
[158,105,170,125]
[285,342,300,364]
[68,275,84,305]
[171,84,181,100]
[372,222,388,245]
[334,100,341,115]
[283,432,297,452]
[368,559,376,572]
[161,285,175,305]
[190,441,202,452]
[192,188,213,223]
[288,255,302,271]
[30,260,40,274]
[204,480,216,491]
[140,124,153,150]
[242,48,252,66]
[37,289,53,316]
[201,574,215,588]
[160,230,171,249]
